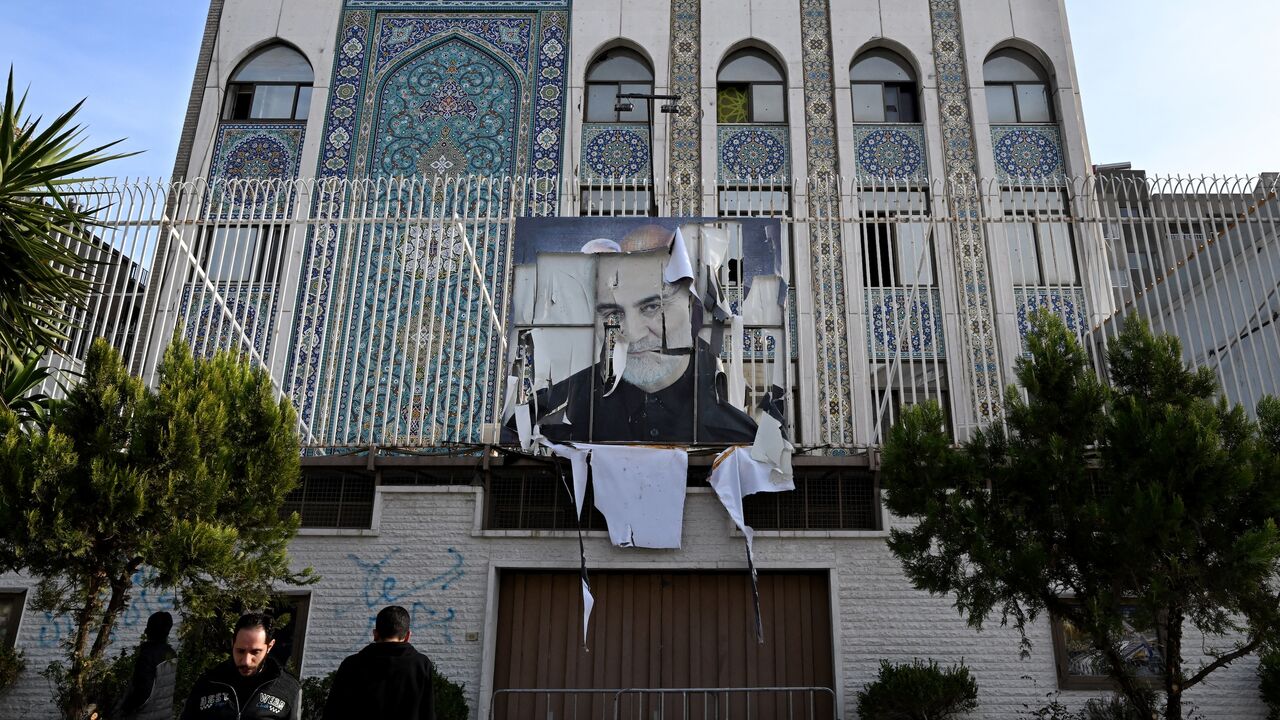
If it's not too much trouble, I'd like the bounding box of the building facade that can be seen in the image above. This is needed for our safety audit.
[2,1,1277,718]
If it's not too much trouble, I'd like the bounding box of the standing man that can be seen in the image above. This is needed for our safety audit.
[117,611,177,720]
[181,613,301,719]
[324,605,435,719]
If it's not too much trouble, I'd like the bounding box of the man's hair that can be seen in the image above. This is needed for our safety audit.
[234,612,276,642]
[375,605,411,640]
[143,611,173,641]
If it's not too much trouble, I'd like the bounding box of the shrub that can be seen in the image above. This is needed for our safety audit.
[856,658,978,720]
[0,644,25,697]
[1261,652,1280,720]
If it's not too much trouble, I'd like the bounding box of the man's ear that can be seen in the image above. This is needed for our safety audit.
[266,639,276,652]
[373,629,381,642]
[403,630,412,643]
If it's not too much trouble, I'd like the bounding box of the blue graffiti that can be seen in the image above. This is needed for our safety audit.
[36,568,177,649]
[339,547,463,647]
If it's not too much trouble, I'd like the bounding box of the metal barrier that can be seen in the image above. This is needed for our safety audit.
[487,686,837,720]
[43,173,1280,450]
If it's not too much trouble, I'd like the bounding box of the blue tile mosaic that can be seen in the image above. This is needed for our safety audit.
[581,123,650,179]
[865,288,946,360]
[180,284,277,360]
[717,124,791,183]
[852,125,927,182]
[207,123,306,219]
[290,2,571,445]
[1014,286,1088,354]
[992,125,1065,183]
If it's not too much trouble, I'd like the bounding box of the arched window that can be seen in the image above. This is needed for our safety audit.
[717,49,786,124]
[850,50,918,123]
[223,45,313,121]
[983,49,1053,124]
[585,48,653,123]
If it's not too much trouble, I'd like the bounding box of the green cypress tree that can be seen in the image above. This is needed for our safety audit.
[882,313,1280,720]
[0,338,313,719]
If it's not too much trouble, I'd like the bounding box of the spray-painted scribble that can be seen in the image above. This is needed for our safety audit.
[338,547,464,647]
[37,568,176,649]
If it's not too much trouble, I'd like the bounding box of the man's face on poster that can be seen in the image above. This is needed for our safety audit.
[594,253,693,394]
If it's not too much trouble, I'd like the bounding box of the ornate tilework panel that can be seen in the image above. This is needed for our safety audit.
[929,0,1002,419]
[799,0,853,446]
[992,125,1065,183]
[290,2,570,445]
[667,0,701,213]
[865,288,945,360]
[207,123,305,218]
[1014,286,1087,354]
[581,123,650,180]
[853,125,927,183]
[722,285,800,361]
[179,284,277,359]
[717,124,791,183]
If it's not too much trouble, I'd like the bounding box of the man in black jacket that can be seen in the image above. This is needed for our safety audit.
[324,605,435,720]
[181,613,301,719]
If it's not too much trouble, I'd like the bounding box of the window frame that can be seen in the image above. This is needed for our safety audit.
[584,48,655,124]
[1050,601,1167,691]
[192,225,286,285]
[716,49,788,125]
[1003,191,1081,286]
[850,50,921,124]
[983,50,1055,124]
[0,590,26,649]
[222,46,314,122]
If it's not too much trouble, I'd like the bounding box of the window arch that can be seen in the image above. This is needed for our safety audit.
[716,48,786,124]
[851,49,919,123]
[585,48,653,123]
[223,44,314,121]
[983,48,1053,123]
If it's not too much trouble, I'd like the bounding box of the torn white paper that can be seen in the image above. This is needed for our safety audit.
[584,444,687,548]
[515,403,534,450]
[512,265,537,325]
[581,578,595,645]
[545,441,592,519]
[709,445,792,560]
[727,314,747,411]
[664,227,696,285]
[603,336,628,397]
[739,274,784,326]
[701,225,731,271]
[750,412,795,488]
[501,376,519,424]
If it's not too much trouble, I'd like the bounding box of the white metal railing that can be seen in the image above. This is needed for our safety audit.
[36,173,1280,450]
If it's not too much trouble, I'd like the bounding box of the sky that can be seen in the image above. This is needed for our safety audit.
[1,0,1277,179]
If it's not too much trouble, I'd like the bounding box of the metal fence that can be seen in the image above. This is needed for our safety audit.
[488,686,837,720]
[39,173,1280,449]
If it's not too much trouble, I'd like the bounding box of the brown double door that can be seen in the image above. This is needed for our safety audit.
[493,571,835,719]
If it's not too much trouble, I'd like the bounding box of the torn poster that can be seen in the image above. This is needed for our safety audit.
[503,217,789,445]
[585,444,687,548]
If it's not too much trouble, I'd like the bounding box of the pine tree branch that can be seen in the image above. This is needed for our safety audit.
[1183,636,1263,690]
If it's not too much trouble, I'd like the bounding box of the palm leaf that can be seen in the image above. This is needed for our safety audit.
[0,67,138,357]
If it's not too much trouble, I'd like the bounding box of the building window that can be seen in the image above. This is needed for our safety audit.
[584,48,653,123]
[1003,190,1078,286]
[267,593,310,673]
[223,45,313,121]
[851,49,919,123]
[1051,604,1165,690]
[742,470,880,530]
[280,470,376,529]
[716,49,786,124]
[861,190,934,288]
[193,226,284,284]
[0,591,24,648]
[485,469,608,531]
[984,49,1054,124]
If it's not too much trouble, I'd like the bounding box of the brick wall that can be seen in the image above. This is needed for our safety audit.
[0,486,1266,718]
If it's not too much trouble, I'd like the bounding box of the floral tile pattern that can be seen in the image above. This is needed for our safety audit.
[992,125,1065,183]
[581,123,650,180]
[207,123,306,219]
[799,0,854,446]
[865,288,946,360]
[717,124,790,184]
[180,284,277,360]
[929,0,1002,419]
[853,125,927,183]
[289,1,570,445]
[667,0,702,213]
[1014,286,1088,354]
